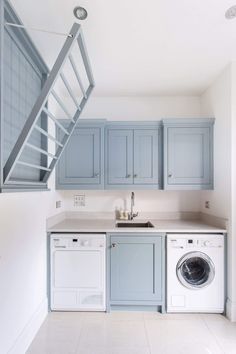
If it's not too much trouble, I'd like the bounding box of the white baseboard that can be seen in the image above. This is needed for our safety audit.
[226,298,236,322]
[8,298,48,354]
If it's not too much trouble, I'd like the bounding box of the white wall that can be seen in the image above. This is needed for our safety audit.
[0,178,64,353]
[80,96,202,120]
[62,190,201,214]
[200,63,236,321]
[200,66,232,218]
[229,63,236,321]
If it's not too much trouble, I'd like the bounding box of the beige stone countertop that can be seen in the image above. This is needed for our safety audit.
[47,218,227,234]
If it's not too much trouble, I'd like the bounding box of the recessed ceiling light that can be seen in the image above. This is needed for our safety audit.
[225,5,236,19]
[73,6,88,20]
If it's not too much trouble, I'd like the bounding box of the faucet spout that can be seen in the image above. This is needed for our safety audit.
[130,192,138,220]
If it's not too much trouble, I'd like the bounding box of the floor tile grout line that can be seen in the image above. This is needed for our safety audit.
[74,313,90,353]
[143,314,153,354]
[201,315,227,354]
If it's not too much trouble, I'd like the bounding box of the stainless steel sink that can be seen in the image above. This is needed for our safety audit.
[116,221,154,228]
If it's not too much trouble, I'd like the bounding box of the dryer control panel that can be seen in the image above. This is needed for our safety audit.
[51,234,106,249]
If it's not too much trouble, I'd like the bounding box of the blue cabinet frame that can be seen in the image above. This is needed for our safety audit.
[56,120,105,190]
[163,119,214,190]
[107,233,165,312]
[105,122,161,190]
[107,129,133,185]
[56,119,214,191]
[134,129,159,185]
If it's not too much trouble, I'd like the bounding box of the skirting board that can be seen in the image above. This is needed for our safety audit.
[226,298,236,322]
[8,298,48,354]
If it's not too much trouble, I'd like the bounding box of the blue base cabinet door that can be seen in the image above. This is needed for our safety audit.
[56,120,105,189]
[163,119,214,190]
[110,235,163,302]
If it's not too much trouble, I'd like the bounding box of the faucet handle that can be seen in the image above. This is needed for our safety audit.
[133,212,139,219]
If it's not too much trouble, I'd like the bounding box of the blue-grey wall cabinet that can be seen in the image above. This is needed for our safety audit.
[105,123,161,189]
[56,120,105,189]
[108,233,165,311]
[107,129,133,185]
[163,119,214,190]
[134,129,159,185]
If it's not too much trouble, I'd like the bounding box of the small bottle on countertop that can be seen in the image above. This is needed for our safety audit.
[118,208,124,220]
[123,210,129,220]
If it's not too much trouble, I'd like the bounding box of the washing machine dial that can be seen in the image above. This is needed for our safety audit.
[82,240,89,247]
[203,240,211,247]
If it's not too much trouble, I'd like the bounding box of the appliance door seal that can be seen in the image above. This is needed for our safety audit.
[176,251,215,290]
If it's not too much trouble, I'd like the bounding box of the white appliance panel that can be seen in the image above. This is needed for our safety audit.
[54,250,102,288]
[167,234,225,313]
[50,233,106,311]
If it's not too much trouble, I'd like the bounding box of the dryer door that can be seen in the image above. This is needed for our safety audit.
[177,252,215,289]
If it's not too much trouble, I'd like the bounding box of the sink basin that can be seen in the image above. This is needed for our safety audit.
[116,221,154,228]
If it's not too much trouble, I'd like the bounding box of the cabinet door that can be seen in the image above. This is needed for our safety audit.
[165,127,212,188]
[110,235,162,301]
[58,127,102,185]
[107,129,133,185]
[133,129,159,185]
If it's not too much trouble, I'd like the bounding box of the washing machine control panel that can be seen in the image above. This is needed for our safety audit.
[169,236,223,249]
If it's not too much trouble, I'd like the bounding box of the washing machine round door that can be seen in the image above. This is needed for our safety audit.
[177,252,215,289]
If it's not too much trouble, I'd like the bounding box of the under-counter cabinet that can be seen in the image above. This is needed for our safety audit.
[107,233,165,312]
[163,119,214,190]
[105,123,161,189]
[56,120,105,189]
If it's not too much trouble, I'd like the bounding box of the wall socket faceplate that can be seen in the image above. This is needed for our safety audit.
[74,194,85,207]
[56,200,62,209]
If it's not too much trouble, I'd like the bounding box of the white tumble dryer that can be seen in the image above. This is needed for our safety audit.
[50,233,106,311]
[167,234,224,313]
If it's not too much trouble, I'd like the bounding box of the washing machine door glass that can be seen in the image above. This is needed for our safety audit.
[177,252,215,289]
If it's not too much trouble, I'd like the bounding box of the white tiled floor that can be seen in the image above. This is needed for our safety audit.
[27,312,236,354]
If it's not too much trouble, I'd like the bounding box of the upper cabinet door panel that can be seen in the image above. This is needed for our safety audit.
[133,129,159,185]
[58,127,101,185]
[166,127,212,187]
[107,129,133,185]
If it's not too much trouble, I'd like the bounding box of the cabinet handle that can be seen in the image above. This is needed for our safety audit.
[111,243,117,248]
[168,173,172,178]
[134,174,138,178]
[126,174,131,178]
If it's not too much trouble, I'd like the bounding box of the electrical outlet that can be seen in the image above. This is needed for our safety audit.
[56,200,61,209]
[74,194,85,207]
[205,201,210,209]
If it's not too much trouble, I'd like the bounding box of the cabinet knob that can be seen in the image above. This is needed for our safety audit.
[94,173,100,177]
[126,174,131,178]
[168,173,172,178]
[134,174,138,178]
[111,243,117,248]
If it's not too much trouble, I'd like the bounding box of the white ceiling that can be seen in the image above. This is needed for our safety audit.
[10,0,236,96]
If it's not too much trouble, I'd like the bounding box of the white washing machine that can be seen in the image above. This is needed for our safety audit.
[167,234,224,313]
